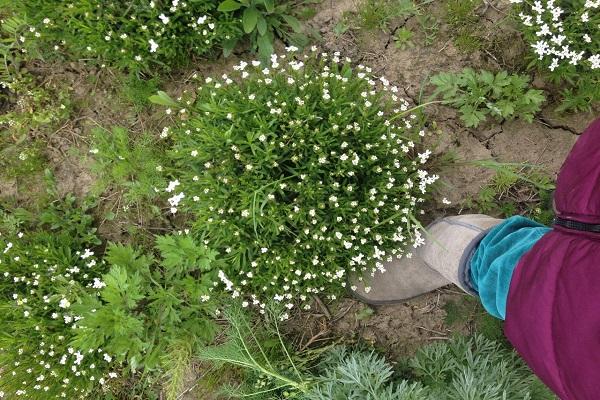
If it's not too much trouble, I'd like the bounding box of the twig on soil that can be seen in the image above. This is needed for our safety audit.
[312,295,332,320]
[417,326,448,336]
[331,301,355,323]
[299,329,331,352]
[427,336,450,340]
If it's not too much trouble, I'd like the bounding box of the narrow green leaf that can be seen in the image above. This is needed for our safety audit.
[222,38,239,57]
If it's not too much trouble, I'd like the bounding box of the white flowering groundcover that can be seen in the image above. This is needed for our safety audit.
[0,227,116,399]
[511,0,600,109]
[153,48,439,318]
[17,0,241,72]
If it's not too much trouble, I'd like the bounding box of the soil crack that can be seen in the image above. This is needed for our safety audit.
[536,117,580,135]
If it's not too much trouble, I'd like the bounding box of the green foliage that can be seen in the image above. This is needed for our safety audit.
[89,126,165,214]
[417,14,440,46]
[6,0,242,72]
[442,297,505,343]
[354,0,419,32]
[217,0,316,59]
[202,308,554,399]
[0,73,71,178]
[306,347,426,400]
[513,1,600,112]
[72,235,219,376]
[430,68,545,128]
[445,0,481,31]
[394,27,415,50]
[0,14,41,81]
[444,0,484,53]
[152,50,438,309]
[119,74,160,112]
[467,161,555,224]
[0,196,113,399]
[410,335,554,399]
[199,305,310,398]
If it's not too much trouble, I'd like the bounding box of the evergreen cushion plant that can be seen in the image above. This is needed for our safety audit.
[152,47,439,315]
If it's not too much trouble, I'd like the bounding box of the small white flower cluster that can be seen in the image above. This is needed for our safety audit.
[0,230,116,398]
[511,0,599,71]
[163,47,439,318]
[33,0,228,70]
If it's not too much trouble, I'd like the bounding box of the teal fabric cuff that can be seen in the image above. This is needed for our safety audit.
[469,216,550,320]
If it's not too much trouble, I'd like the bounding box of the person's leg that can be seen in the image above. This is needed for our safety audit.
[468,216,550,320]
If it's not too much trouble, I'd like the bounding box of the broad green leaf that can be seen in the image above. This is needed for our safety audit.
[218,0,242,12]
[149,91,178,107]
[263,0,275,12]
[257,14,268,36]
[257,33,274,59]
[222,38,238,57]
[243,7,260,33]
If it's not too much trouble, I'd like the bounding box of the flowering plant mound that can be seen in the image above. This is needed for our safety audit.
[511,0,600,111]
[154,48,438,314]
[16,0,241,72]
[0,198,116,399]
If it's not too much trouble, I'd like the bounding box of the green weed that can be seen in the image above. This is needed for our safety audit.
[430,68,545,128]
[394,27,415,50]
[467,161,555,224]
[353,0,418,32]
[218,0,318,59]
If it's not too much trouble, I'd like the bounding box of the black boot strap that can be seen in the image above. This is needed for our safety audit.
[554,217,600,233]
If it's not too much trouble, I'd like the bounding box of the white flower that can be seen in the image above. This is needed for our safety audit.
[92,278,106,289]
[58,298,71,309]
[81,249,94,259]
[159,14,170,24]
[149,39,159,53]
[165,180,180,193]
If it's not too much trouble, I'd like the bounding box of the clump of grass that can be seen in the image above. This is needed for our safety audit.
[444,0,484,53]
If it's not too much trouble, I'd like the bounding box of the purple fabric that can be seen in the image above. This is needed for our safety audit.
[505,117,600,400]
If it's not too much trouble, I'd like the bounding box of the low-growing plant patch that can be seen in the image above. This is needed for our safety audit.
[430,68,545,128]
[6,0,242,72]
[89,126,165,223]
[510,0,600,111]
[71,234,219,398]
[151,48,439,314]
[465,160,555,224]
[217,0,316,59]
[0,72,71,178]
[0,196,116,399]
[200,305,555,399]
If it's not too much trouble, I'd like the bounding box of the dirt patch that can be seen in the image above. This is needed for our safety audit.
[490,119,579,176]
[284,287,497,360]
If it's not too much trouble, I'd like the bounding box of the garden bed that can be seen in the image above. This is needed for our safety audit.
[1,0,598,398]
